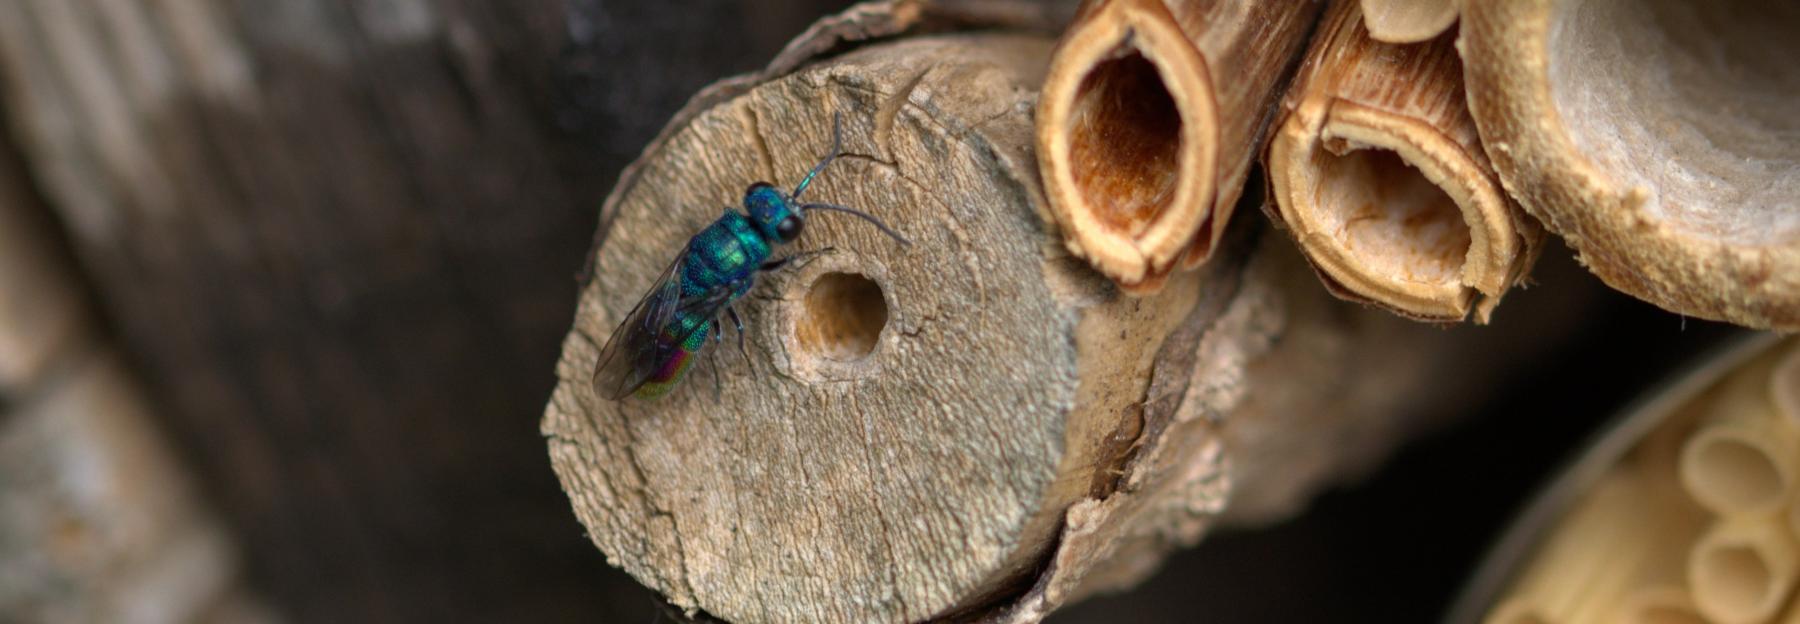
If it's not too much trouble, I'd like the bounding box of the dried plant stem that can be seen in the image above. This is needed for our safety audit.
[1358,0,1458,43]
[1266,0,1539,322]
[1037,0,1321,293]
[1690,518,1800,624]
[1678,355,1799,517]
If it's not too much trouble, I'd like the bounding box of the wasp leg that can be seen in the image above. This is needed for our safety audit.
[760,246,836,272]
[727,306,752,375]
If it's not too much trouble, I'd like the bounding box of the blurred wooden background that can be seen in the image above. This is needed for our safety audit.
[0,0,1738,622]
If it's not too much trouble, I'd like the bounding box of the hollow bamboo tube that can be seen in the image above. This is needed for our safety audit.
[1484,469,1670,624]
[1690,517,1800,624]
[1037,0,1322,293]
[1265,0,1540,323]
[1679,356,1799,518]
[1358,0,1458,43]
[1459,0,1800,329]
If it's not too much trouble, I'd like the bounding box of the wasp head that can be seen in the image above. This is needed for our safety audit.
[745,182,802,244]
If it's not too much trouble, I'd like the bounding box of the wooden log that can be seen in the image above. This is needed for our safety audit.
[0,0,863,619]
[1035,0,1323,293]
[1460,0,1800,329]
[1265,0,1542,323]
[545,6,1578,621]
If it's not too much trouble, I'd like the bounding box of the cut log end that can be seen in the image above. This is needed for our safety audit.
[1461,0,1800,329]
[547,34,1138,623]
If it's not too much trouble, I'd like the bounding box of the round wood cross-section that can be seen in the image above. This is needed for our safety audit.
[541,35,1160,623]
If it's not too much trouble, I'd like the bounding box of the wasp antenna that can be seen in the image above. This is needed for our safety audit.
[792,112,844,200]
[801,202,912,247]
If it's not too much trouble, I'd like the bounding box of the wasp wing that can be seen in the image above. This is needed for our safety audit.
[590,249,690,399]
[591,245,748,400]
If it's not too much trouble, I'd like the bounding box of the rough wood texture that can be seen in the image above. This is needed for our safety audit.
[0,0,852,619]
[1036,0,1323,294]
[1460,0,1800,330]
[1265,0,1541,323]
[1358,0,1458,43]
[546,6,1565,621]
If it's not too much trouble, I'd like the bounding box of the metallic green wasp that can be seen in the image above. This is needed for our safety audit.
[591,115,910,400]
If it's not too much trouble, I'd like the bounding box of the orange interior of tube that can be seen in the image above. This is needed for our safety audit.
[1067,50,1182,237]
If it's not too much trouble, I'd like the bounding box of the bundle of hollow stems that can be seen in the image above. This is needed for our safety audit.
[1037,0,1539,322]
[1489,340,1800,624]
[1041,0,1800,328]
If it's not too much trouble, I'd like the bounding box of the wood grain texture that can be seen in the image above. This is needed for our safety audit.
[1265,0,1541,323]
[1036,0,1323,294]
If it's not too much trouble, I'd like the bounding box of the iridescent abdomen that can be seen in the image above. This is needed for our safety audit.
[632,212,771,399]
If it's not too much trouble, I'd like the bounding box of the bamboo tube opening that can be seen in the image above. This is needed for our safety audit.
[1690,520,1799,624]
[1548,0,1800,248]
[1681,434,1788,514]
[1678,358,1798,516]
[1266,2,1531,323]
[1695,545,1778,622]
[1068,52,1183,243]
[1037,0,1216,289]
[1305,136,1473,306]
[795,271,888,362]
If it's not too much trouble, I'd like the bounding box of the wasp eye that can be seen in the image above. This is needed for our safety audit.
[775,215,804,242]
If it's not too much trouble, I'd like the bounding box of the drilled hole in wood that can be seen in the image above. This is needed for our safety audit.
[796,272,887,362]
[1315,146,1470,284]
[1068,49,1182,235]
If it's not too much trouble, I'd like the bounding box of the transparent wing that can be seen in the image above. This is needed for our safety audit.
[590,245,745,400]
[590,249,690,400]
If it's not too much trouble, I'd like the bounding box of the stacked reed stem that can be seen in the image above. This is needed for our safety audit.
[1488,340,1800,624]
